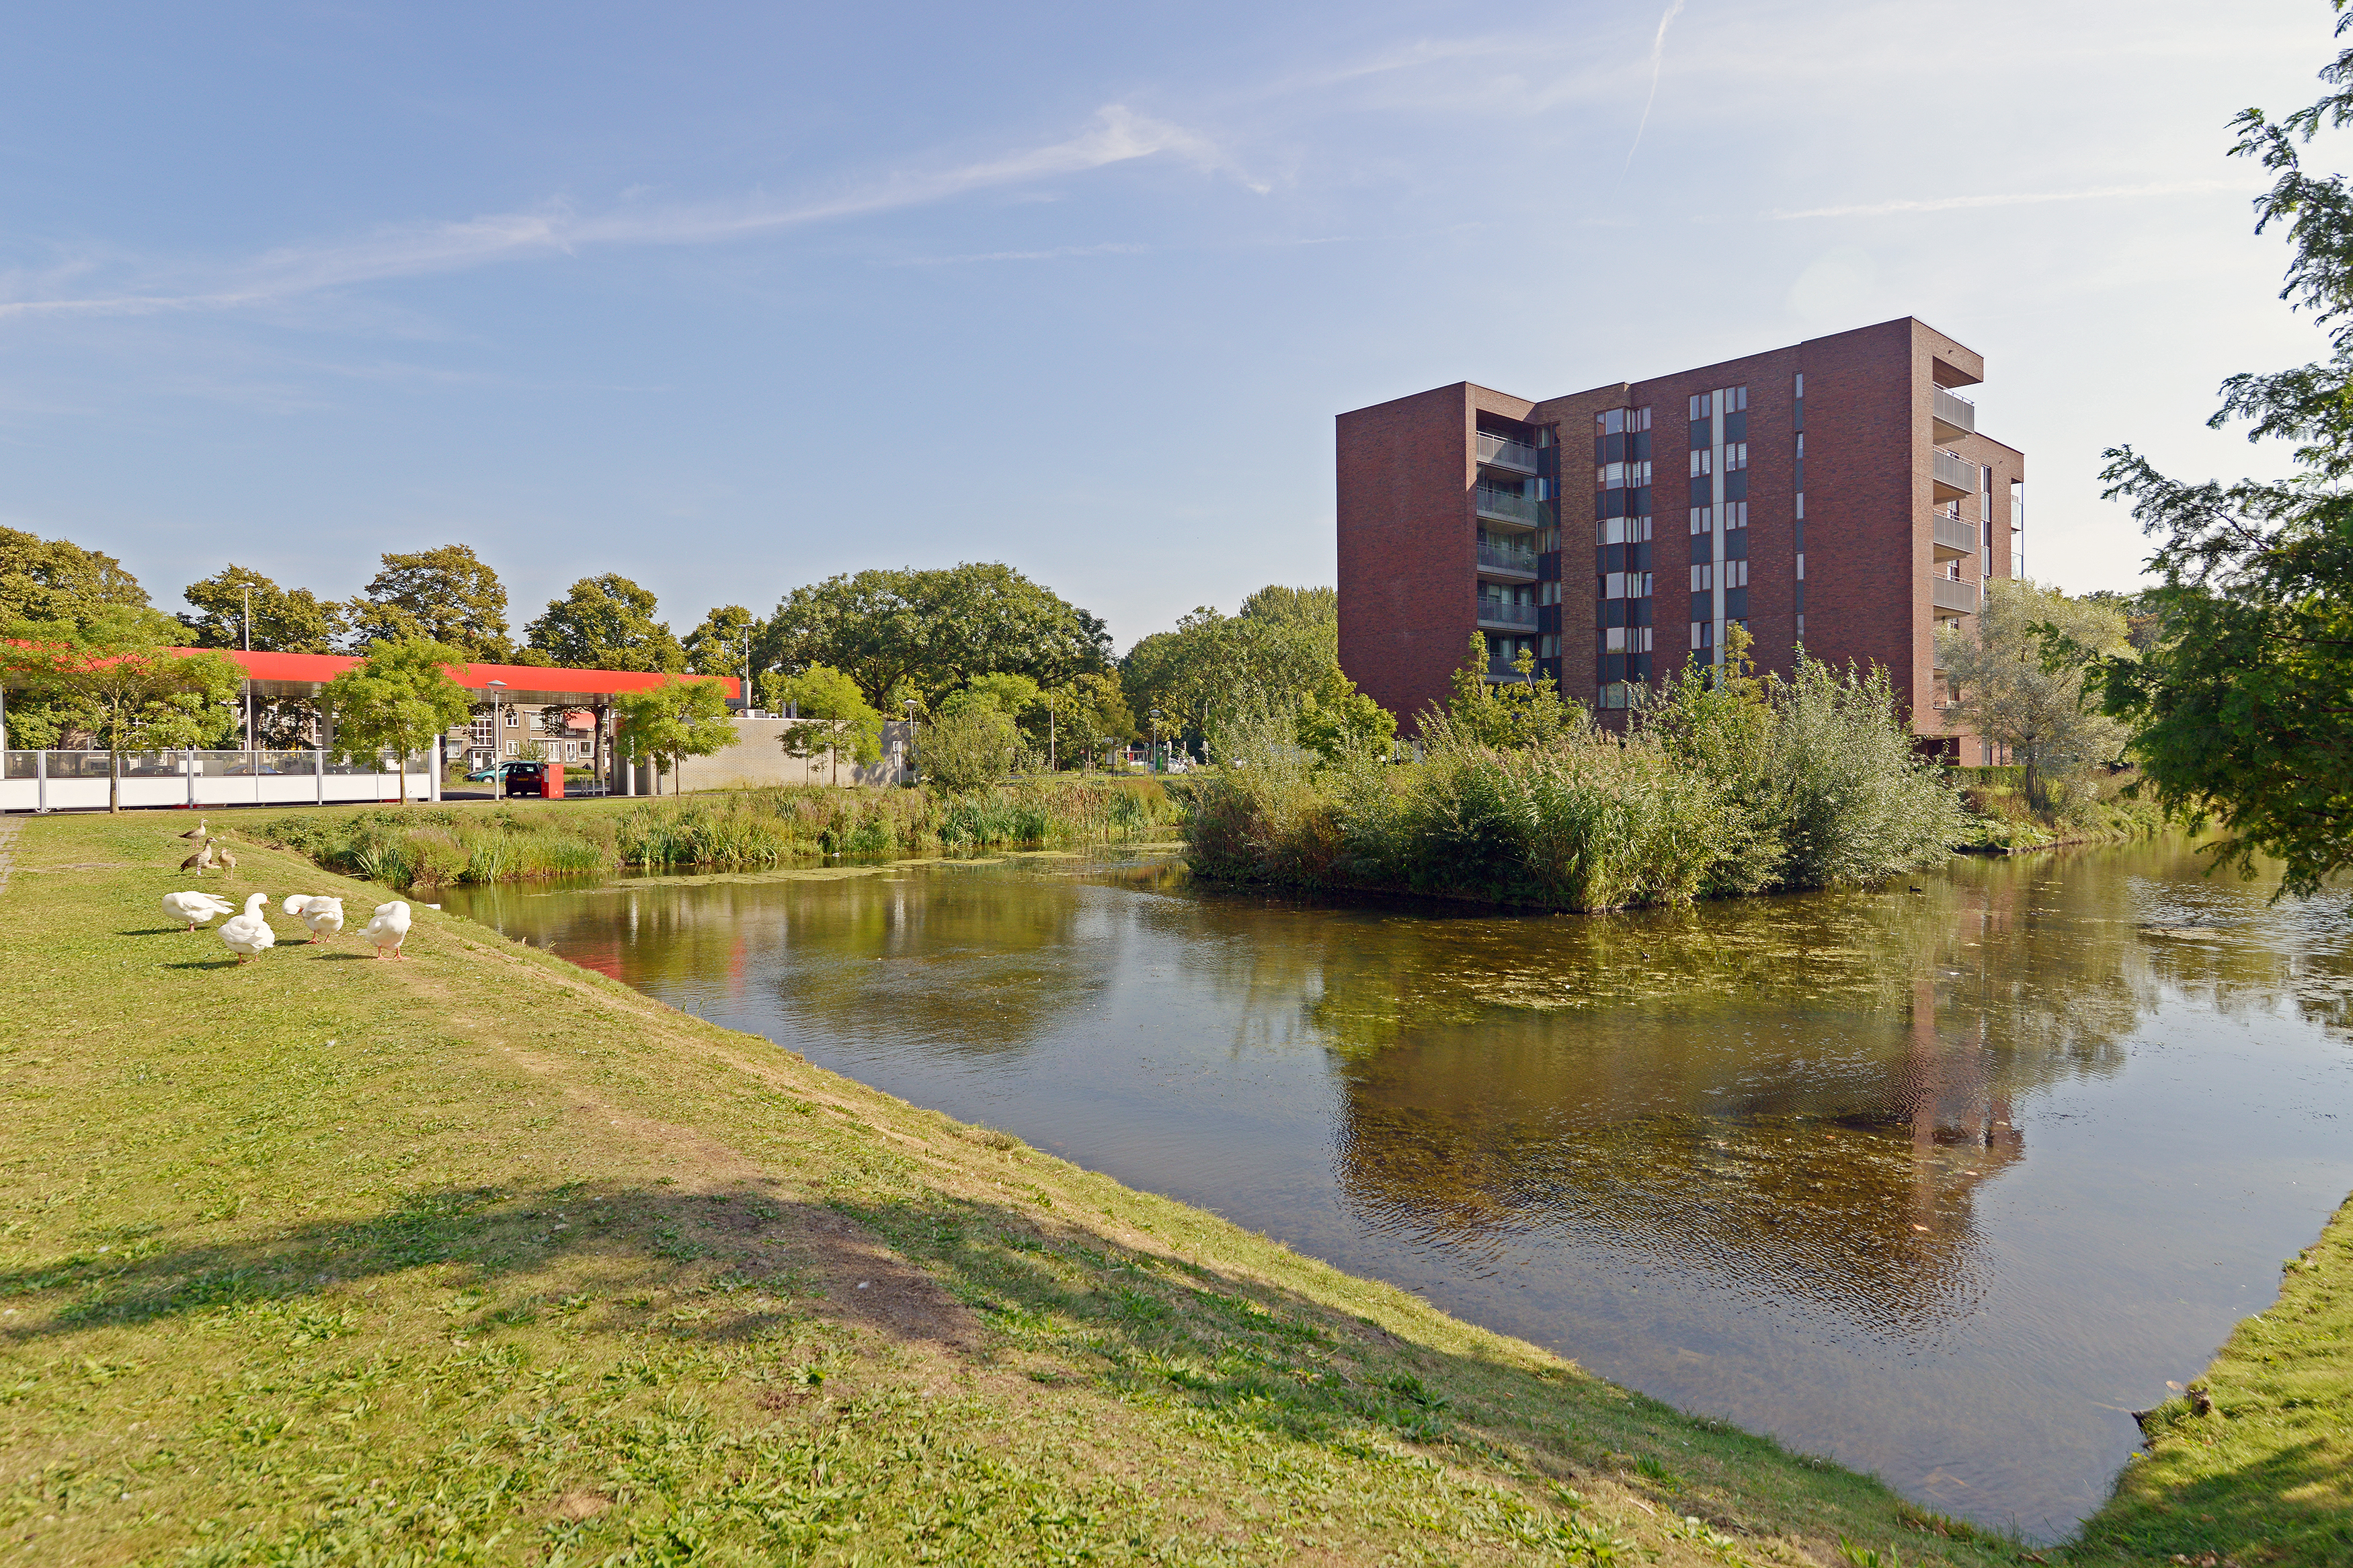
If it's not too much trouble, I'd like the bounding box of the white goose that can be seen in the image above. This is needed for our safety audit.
[218,893,277,962]
[361,900,412,960]
[162,889,234,932]
[281,894,345,943]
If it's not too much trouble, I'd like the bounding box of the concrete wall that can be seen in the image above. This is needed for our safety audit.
[662,717,912,794]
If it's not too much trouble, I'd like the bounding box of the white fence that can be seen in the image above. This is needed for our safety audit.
[1,749,437,813]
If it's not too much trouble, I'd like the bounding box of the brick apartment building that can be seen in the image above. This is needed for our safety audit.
[1334,317,2022,758]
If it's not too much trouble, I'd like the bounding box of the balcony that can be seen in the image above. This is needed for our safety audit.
[1933,513,1978,560]
[1476,487,1543,526]
[1477,543,1538,577]
[1930,576,1979,615]
[1476,431,1541,474]
[1484,661,1536,684]
[1932,386,1977,444]
[1477,600,1538,628]
[1933,447,1979,503]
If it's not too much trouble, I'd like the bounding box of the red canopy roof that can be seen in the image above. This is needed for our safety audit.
[178,649,741,706]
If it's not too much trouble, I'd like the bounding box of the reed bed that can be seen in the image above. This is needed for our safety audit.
[260,778,1178,891]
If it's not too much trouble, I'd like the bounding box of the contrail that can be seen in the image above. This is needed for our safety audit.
[1626,0,1687,169]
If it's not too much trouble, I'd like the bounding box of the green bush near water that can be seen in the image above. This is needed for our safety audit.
[1187,648,1967,912]
[259,778,1178,891]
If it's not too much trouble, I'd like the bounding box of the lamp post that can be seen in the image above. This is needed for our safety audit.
[485,679,508,795]
[1150,707,1161,774]
[902,698,917,787]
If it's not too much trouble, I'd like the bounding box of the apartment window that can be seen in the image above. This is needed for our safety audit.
[1796,614,1806,639]
[1540,634,1560,657]
[1690,563,1712,592]
[1598,515,1653,545]
[506,709,520,727]
[469,716,493,745]
[1538,526,1561,552]
[1603,626,1653,653]
[1689,506,1712,536]
[1723,442,1748,472]
[1796,432,1805,460]
[1722,501,1747,531]
[1688,393,1711,421]
[1690,620,1714,651]
[1796,553,1806,580]
[504,739,518,756]
[1723,559,1749,589]
[1795,492,1805,520]
[1597,407,1651,436]
[1689,448,1712,477]
[1594,460,1652,491]
[1794,372,1804,399]
[1724,386,1748,413]
[1601,571,1653,600]
[1599,682,1630,710]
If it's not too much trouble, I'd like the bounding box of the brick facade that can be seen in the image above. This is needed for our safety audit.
[1335,317,2024,751]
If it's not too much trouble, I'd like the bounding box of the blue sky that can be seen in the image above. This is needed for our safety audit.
[0,1,2338,650]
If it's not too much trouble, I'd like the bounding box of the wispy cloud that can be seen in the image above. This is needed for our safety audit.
[1625,0,1686,169]
[888,241,1149,266]
[0,107,1215,322]
[1769,179,2253,219]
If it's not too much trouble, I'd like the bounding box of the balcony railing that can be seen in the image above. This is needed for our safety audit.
[1932,386,1977,442]
[1932,513,1978,557]
[1476,487,1542,525]
[1477,544,1538,575]
[1477,600,1538,628]
[1932,447,1980,501]
[1930,576,1979,614]
[1476,431,1541,473]
[1484,661,1535,684]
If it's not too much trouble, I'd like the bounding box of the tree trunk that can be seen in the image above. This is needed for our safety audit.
[109,745,120,814]
[397,739,410,805]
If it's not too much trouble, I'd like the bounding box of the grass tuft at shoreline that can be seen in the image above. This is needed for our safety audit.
[249,777,1178,891]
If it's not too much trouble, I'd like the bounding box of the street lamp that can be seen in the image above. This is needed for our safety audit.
[1150,706,1162,774]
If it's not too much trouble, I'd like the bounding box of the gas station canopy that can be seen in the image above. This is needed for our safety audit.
[180,649,742,708]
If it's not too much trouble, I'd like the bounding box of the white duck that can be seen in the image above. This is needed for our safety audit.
[218,893,278,963]
[162,889,234,932]
[281,894,345,943]
[361,899,412,960]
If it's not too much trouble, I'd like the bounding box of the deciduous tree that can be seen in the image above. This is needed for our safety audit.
[761,663,882,786]
[347,545,511,661]
[180,564,347,653]
[613,676,735,795]
[683,605,758,677]
[1938,581,2131,806]
[320,638,473,805]
[524,573,685,672]
[0,528,147,624]
[758,564,1109,702]
[2091,11,2353,896]
[1,608,243,812]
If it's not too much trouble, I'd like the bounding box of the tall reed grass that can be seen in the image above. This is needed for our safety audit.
[262,778,1178,891]
[1187,655,1966,912]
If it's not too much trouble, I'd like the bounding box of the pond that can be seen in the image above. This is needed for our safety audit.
[442,839,2353,1540]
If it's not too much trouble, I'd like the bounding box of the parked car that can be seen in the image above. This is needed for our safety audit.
[467,759,564,798]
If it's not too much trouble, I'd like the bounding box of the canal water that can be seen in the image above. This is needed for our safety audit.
[443,839,2353,1540]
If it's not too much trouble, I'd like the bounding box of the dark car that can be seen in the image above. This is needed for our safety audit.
[470,759,561,798]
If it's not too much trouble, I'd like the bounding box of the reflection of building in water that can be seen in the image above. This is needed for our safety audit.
[1330,983,2028,1341]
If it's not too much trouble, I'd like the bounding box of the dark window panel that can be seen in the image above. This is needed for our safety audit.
[1724,411,1747,442]
[1793,520,1805,551]
[1632,430,1652,461]
[1632,487,1652,514]
[1632,540,1652,571]
[1794,400,1804,432]
[1603,543,1626,573]
[1689,419,1711,450]
[1604,600,1628,628]
[1604,432,1626,463]
[1690,591,1710,621]
[1632,598,1653,627]
[1724,587,1750,618]
[1631,653,1652,682]
[1724,470,1749,501]
[1724,532,1748,561]
[1793,581,1805,614]
[1689,477,1713,506]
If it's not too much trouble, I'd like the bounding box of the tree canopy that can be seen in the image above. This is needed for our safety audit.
[523,573,685,672]
[613,676,736,791]
[321,638,473,804]
[2093,13,2353,897]
[180,564,347,654]
[1939,581,2130,804]
[0,608,243,810]
[347,545,512,661]
[0,527,148,626]
[762,663,882,784]
[1121,587,1364,751]
[683,605,758,677]
[758,564,1109,704]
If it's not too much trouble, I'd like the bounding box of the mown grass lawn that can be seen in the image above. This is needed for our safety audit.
[0,807,2250,1565]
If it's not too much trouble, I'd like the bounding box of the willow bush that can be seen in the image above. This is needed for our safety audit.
[1187,649,1965,913]
[261,778,1178,891]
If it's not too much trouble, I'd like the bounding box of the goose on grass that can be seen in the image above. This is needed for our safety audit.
[162,890,234,932]
[178,839,215,876]
[360,899,411,960]
[217,893,276,963]
[281,894,344,942]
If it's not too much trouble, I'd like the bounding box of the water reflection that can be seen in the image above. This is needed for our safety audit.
[444,840,2353,1540]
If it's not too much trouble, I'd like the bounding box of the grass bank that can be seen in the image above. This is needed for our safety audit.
[2077,1195,2353,1563]
[251,777,1178,891]
[1,809,2025,1567]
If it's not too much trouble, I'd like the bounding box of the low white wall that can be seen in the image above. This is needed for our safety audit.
[1,753,433,813]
